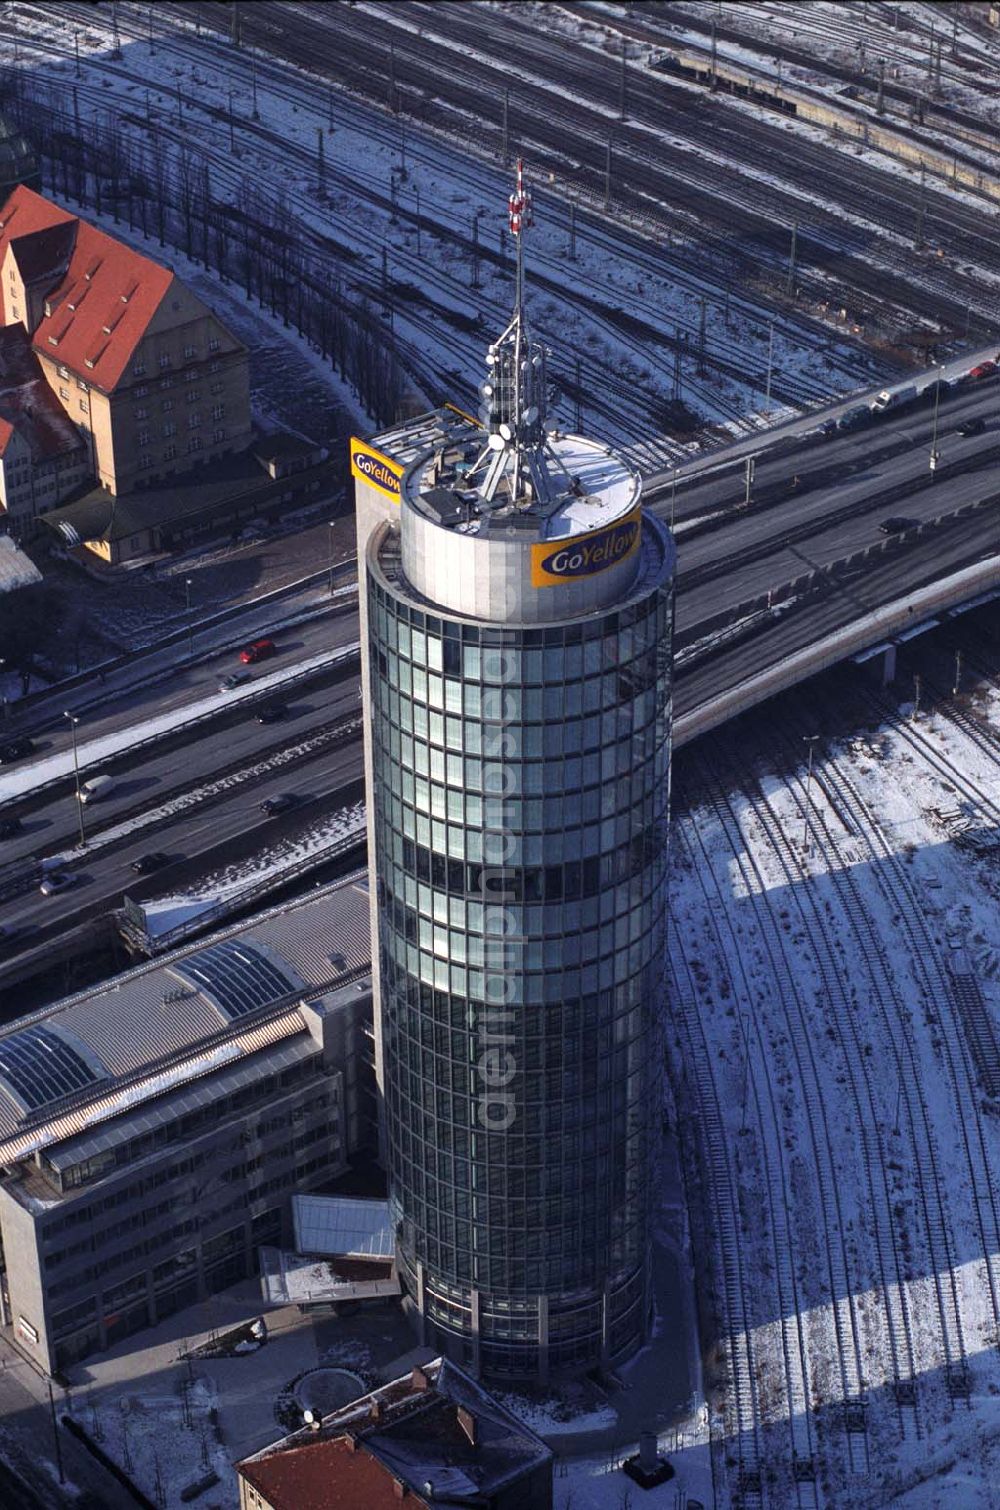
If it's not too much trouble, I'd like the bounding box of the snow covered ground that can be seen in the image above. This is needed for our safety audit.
[138,798,366,944]
[70,1372,234,1510]
[669,662,1000,1506]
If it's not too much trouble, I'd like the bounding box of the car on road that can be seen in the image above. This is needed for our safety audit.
[240,638,277,665]
[131,851,170,876]
[0,737,35,765]
[260,793,299,816]
[879,515,920,535]
[255,702,288,724]
[820,418,839,437]
[0,816,24,839]
[39,870,78,896]
[219,671,251,691]
[961,361,997,384]
[957,416,985,437]
[837,405,872,432]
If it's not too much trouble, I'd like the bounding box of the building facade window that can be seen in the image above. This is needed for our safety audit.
[58,387,69,400]
[159,354,171,369]
[211,404,224,421]
[187,413,201,429]
[213,428,225,443]
[163,422,176,438]
[186,437,202,453]
[163,445,176,461]
[132,362,146,377]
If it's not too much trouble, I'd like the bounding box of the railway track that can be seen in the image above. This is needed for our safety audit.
[675,810,826,1504]
[811,743,1000,1392]
[15,0,846,455]
[731,745,929,1444]
[346,0,1000,336]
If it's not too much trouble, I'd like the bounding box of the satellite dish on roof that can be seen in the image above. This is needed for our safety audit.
[498,422,513,441]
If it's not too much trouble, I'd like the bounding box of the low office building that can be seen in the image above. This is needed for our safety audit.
[237,1357,553,1510]
[0,877,375,1374]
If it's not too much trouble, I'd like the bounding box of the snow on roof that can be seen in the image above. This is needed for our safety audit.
[293,1194,393,1259]
[0,185,174,393]
[0,534,41,593]
[239,1357,552,1507]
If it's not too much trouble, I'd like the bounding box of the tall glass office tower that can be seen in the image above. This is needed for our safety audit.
[355,164,674,1381]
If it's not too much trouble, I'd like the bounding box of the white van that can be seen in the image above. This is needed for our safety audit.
[79,773,114,804]
[870,384,917,414]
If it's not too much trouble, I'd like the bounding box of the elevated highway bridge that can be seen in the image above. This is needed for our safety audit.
[657,348,1000,745]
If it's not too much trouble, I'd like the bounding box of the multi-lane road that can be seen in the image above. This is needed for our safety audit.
[0,607,362,991]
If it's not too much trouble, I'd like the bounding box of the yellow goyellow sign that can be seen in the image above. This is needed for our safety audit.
[350,437,404,502]
[531,505,641,588]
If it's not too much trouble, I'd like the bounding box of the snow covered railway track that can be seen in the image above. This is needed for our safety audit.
[690,765,872,1484]
[675,793,841,1500]
[264,0,985,345]
[818,750,1000,1379]
[668,933,765,1506]
[734,751,927,1447]
[787,706,1000,1392]
[10,12,691,445]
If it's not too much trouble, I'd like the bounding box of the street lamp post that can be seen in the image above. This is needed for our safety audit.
[929,364,942,473]
[671,468,678,532]
[65,712,86,847]
[802,734,819,853]
[328,522,336,597]
[185,577,193,657]
[743,455,755,509]
[0,656,6,721]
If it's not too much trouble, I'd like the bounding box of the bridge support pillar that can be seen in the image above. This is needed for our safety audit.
[881,643,897,685]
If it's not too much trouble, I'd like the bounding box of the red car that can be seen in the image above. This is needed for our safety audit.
[240,638,276,665]
[968,361,996,381]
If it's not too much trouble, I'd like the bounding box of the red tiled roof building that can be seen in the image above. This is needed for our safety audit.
[238,1359,553,1510]
[0,184,252,500]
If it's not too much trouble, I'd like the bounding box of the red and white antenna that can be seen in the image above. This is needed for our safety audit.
[508,157,533,238]
[470,156,555,508]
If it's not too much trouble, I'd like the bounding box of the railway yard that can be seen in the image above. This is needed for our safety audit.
[3,3,1000,1508]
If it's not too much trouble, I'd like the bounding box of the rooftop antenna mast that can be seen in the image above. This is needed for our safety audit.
[469,159,566,511]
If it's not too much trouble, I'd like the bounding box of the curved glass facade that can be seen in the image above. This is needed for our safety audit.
[366,520,673,1379]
